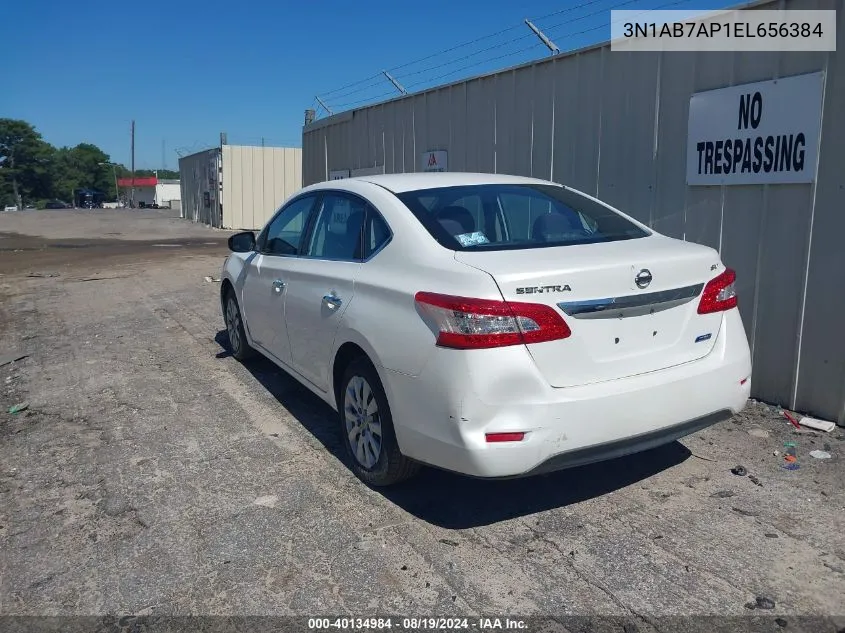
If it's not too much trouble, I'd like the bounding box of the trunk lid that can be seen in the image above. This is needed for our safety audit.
[455,235,725,388]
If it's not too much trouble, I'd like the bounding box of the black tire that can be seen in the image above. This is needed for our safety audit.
[338,356,420,486]
[223,290,255,361]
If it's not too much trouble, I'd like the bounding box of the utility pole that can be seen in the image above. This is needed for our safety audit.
[161,139,166,171]
[130,120,136,208]
[524,19,560,54]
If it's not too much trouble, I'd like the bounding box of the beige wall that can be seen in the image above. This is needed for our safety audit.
[221,145,302,230]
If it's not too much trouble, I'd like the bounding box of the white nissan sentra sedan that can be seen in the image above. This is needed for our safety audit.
[220,173,751,486]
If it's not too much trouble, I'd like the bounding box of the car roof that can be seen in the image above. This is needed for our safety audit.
[326,172,558,194]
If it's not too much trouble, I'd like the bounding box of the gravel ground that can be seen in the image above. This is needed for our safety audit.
[0,210,843,632]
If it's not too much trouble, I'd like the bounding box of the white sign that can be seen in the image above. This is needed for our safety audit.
[351,166,384,177]
[611,9,837,52]
[329,169,350,180]
[421,150,448,173]
[686,72,824,186]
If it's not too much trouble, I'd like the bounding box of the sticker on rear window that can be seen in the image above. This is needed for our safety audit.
[455,232,490,247]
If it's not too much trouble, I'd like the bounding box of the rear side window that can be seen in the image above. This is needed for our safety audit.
[395,184,648,251]
[306,193,366,261]
[301,191,392,261]
[363,210,391,259]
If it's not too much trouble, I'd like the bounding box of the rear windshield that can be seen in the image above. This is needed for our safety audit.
[395,184,649,251]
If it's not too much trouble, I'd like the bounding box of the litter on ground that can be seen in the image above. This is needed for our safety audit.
[8,402,29,414]
[799,416,836,433]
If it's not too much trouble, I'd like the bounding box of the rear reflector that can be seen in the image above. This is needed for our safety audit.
[485,432,526,443]
[414,291,571,349]
[698,268,738,314]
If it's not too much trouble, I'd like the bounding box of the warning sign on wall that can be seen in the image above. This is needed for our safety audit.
[421,150,448,173]
[686,72,824,186]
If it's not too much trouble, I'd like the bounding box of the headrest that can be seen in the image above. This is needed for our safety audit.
[346,209,364,237]
[531,212,581,241]
[435,205,475,234]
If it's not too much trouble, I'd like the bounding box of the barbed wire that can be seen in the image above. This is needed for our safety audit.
[314,0,621,104]
[322,0,701,112]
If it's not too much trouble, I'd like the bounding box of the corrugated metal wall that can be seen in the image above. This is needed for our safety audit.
[221,145,302,230]
[178,148,221,227]
[302,0,845,424]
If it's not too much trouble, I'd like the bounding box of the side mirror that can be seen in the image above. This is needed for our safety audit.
[228,231,256,253]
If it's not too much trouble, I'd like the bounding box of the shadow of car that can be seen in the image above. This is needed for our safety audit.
[214,330,692,529]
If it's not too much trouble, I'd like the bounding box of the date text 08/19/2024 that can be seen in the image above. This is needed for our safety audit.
[307,618,529,631]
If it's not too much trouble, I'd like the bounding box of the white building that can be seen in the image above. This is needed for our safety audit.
[117,176,182,208]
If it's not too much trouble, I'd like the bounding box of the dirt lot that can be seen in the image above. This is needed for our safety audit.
[0,209,843,631]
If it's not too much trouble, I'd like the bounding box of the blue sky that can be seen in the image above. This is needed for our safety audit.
[5,0,736,169]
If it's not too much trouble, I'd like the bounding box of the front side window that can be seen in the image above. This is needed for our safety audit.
[260,195,317,256]
[395,184,649,251]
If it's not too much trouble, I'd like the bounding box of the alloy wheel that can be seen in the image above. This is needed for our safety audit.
[226,297,242,355]
[344,376,382,469]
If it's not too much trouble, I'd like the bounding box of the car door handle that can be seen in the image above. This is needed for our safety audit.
[272,279,286,293]
[322,293,342,310]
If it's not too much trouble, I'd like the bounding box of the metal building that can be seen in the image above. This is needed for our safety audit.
[302,0,845,424]
[179,144,302,230]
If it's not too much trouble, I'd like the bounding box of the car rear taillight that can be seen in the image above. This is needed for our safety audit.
[414,292,571,349]
[698,268,738,314]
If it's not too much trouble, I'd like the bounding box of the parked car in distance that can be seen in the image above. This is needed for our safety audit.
[221,173,752,486]
[44,200,70,209]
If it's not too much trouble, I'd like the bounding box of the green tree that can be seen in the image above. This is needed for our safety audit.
[53,143,114,201]
[0,118,55,207]
[132,168,180,180]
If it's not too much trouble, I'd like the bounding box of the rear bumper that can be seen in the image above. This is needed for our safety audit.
[382,309,751,478]
[523,409,731,477]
